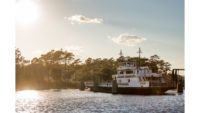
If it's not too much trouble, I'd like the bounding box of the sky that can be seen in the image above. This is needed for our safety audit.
[16,0,184,69]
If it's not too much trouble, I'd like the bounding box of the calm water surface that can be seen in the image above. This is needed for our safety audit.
[16,89,184,113]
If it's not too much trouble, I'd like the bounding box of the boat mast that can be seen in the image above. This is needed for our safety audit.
[119,49,125,65]
[119,49,124,61]
[119,49,123,57]
[137,48,142,70]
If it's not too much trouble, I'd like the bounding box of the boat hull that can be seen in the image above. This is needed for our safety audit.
[89,86,175,95]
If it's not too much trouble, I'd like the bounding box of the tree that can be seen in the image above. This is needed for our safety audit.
[147,55,171,73]
[15,48,172,90]
[16,48,30,90]
[16,48,25,66]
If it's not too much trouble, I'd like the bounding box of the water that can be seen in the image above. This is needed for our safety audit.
[16,89,184,113]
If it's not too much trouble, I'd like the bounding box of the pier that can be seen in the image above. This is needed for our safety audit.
[172,69,185,93]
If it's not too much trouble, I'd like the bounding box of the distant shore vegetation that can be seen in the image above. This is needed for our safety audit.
[16,48,171,90]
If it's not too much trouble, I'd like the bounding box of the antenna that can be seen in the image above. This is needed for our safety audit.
[119,49,123,57]
[137,48,142,69]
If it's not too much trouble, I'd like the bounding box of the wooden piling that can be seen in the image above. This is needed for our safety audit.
[177,81,183,93]
[93,80,98,92]
[112,80,118,94]
[79,81,85,91]
[92,76,100,92]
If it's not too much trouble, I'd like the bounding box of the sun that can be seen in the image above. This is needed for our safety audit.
[16,0,39,24]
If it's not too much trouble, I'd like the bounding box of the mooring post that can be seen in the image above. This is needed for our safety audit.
[175,70,178,86]
[112,79,118,94]
[172,70,174,87]
[79,81,85,91]
[177,80,183,93]
[93,76,99,92]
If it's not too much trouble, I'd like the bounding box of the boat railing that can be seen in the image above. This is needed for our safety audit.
[117,74,136,78]
[98,82,112,87]
[117,66,136,70]
[85,81,112,87]
[149,80,171,87]
[85,81,94,87]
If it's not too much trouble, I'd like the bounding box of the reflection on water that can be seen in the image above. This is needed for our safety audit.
[16,90,40,99]
[16,89,184,113]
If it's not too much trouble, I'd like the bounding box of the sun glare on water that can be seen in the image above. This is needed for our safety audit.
[17,90,39,99]
[16,0,39,24]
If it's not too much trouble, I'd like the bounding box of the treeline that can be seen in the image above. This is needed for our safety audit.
[16,48,171,90]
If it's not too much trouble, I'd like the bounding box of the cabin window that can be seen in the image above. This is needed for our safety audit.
[126,70,133,74]
[128,79,130,82]
[119,71,123,74]
[126,75,133,78]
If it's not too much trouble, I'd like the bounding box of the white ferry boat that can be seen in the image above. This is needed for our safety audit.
[83,48,175,95]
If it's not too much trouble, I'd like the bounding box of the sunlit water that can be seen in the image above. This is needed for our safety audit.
[16,89,184,113]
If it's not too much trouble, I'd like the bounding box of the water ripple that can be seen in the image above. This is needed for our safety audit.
[16,89,184,113]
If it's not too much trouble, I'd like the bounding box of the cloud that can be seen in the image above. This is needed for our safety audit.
[66,15,103,24]
[110,33,146,46]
